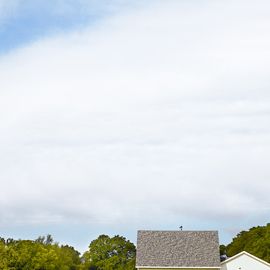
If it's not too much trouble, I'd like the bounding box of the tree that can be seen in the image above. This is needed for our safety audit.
[0,235,81,270]
[219,244,226,255]
[35,234,54,245]
[56,245,81,270]
[81,235,136,270]
[220,223,270,263]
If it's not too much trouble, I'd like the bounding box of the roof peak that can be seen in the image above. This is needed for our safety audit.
[221,251,270,267]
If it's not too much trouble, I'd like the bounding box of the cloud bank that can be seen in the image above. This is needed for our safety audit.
[0,0,270,244]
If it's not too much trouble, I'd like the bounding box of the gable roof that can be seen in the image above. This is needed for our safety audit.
[221,251,270,267]
[136,230,220,268]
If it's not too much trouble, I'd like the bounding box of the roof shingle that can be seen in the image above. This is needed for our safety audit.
[136,230,220,267]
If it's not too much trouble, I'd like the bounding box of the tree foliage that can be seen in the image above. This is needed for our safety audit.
[221,223,270,263]
[0,234,136,270]
[0,235,81,270]
[81,235,136,270]
[1,225,269,269]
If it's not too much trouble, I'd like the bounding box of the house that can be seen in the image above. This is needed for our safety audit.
[136,230,221,270]
[221,251,270,270]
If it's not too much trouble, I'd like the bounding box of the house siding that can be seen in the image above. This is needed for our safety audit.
[221,253,270,270]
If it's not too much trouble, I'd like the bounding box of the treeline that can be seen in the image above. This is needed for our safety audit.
[1,223,269,269]
[0,235,81,270]
[0,234,136,270]
[220,223,270,263]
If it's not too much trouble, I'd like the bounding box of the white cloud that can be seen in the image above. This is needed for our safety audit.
[0,0,270,232]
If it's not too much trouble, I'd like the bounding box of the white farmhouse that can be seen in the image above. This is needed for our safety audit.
[221,251,270,270]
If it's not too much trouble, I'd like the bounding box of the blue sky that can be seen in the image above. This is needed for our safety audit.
[0,0,140,53]
[0,0,270,253]
[0,6,89,53]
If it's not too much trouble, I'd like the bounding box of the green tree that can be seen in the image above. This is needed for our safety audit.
[221,223,270,263]
[0,238,9,270]
[56,245,81,270]
[219,244,226,255]
[81,235,136,270]
[0,235,81,270]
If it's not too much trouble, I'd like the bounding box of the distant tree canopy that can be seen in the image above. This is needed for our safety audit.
[0,234,136,270]
[220,223,270,263]
[0,235,81,270]
[1,224,269,269]
[81,234,136,270]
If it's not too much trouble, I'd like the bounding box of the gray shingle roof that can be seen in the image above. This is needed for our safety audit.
[136,230,220,267]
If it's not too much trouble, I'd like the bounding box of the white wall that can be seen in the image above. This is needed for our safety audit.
[221,253,270,270]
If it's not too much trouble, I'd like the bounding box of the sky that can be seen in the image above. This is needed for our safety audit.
[0,0,270,253]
